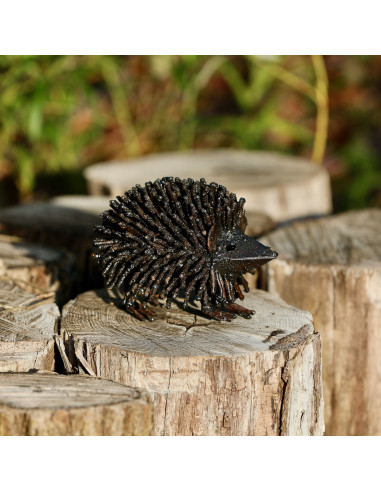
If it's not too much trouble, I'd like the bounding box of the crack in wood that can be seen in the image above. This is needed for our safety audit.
[278,352,290,436]
[163,357,172,436]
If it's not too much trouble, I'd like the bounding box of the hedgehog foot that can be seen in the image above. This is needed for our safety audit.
[126,302,156,322]
[201,305,237,322]
[224,302,255,319]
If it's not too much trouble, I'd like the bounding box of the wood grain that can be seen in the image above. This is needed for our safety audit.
[0,279,58,372]
[260,209,381,435]
[0,234,75,305]
[84,149,332,222]
[0,372,153,435]
[0,203,102,290]
[61,288,324,436]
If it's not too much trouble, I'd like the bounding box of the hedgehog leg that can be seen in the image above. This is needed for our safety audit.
[233,282,244,300]
[200,291,236,322]
[240,276,250,293]
[125,305,146,321]
[123,293,156,322]
[150,294,160,306]
[201,305,237,322]
[224,302,255,319]
[125,303,156,322]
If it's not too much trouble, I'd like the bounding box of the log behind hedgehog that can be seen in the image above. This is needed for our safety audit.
[93,177,278,322]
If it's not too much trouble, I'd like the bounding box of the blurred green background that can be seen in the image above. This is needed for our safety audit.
[0,55,380,212]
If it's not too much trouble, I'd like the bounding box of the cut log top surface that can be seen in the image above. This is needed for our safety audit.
[262,209,381,267]
[0,203,100,236]
[0,280,58,342]
[0,373,149,410]
[0,235,65,267]
[50,195,111,214]
[61,288,314,358]
[85,149,327,189]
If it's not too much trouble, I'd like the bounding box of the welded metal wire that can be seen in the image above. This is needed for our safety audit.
[94,177,250,317]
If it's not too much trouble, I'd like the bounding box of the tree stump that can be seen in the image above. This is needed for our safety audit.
[0,279,58,372]
[0,203,102,291]
[260,209,381,436]
[84,149,332,222]
[60,288,324,436]
[0,234,75,306]
[0,372,153,436]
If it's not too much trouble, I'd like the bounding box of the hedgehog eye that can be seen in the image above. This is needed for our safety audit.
[226,242,236,251]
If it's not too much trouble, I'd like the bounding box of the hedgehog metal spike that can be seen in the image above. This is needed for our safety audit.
[93,177,278,322]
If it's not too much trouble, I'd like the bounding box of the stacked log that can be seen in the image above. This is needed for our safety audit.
[0,279,58,372]
[0,150,332,435]
[0,234,75,306]
[60,288,324,436]
[260,209,381,435]
[84,149,332,222]
[0,372,153,436]
[0,203,102,290]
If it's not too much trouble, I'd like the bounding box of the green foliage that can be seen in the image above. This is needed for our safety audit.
[0,56,107,196]
[339,137,381,209]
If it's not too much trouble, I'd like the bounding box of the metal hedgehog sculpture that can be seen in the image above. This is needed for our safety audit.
[93,177,278,322]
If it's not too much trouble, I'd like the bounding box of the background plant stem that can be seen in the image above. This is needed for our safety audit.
[311,55,329,164]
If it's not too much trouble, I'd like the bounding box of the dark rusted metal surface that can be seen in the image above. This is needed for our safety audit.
[93,177,278,322]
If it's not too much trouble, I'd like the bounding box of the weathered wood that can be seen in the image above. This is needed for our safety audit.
[0,372,153,436]
[245,211,275,237]
[260,209,381,436]
[0,203,102,290]
[0,234,75,306]
[0,279,58,372]
[84,149,332,222]
[61,288,324,436]
[50,194,110,213]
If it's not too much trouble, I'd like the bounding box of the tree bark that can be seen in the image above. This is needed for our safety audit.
[84,149,332,222]
[0,279,58,372]
[260,209,381,435]
[60,288,324,436]
[0,372,153,436]
[0,234,75,306]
